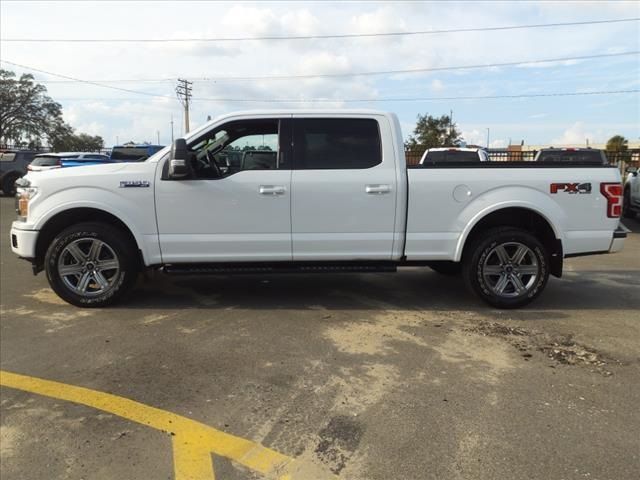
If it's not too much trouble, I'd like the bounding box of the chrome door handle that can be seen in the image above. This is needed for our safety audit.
[365,184,391,194]
[259,185,286,195]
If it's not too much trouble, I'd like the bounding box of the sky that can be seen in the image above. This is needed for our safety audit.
[1,0,639,148]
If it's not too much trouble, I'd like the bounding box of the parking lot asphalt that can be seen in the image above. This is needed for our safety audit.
[1,195,639,480]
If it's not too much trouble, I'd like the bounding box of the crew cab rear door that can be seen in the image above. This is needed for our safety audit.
[290,115,398,260]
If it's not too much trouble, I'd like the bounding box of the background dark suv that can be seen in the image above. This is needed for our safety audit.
[0,150,38,195]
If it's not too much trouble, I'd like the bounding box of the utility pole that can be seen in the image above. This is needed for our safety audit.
[486,128,490,148]
[156,131,160,145]
[175,79,193,134]
[170,115,174,143]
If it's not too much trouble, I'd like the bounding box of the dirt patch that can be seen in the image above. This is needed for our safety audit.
[466,321,529,337]
[324,311,428,356]
[540,335,612,370]
[23,289,67,306]
[0,425,20,458]
[466,321,617,375]
[432,328,516,384]
[327,363,399,415]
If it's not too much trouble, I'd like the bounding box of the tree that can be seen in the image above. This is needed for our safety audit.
[405,113,461,149]
[0,69,103,151]
[606,135,628,152]
[51,132,104,152]
[0,69,67,147]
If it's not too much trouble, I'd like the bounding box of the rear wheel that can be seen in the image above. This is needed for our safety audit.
[45,223,138,307]
[463,227,549,309]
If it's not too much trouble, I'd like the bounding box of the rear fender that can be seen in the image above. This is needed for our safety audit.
[453,186,565,262]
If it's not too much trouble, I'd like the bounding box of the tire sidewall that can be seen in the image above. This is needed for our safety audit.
[45,224,136,307]
[466,229,549,309]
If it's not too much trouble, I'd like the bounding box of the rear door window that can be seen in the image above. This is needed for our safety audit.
[293,118,382,169]
[0,152,16,162]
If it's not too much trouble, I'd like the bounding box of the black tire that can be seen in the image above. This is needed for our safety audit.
[2,173,20,196]
[428,261,462,276]
[463,227,549,309]
[45,222,138,307]
[622,188,635,218]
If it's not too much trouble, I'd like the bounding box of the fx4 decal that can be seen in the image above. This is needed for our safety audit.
[550,182,592,194]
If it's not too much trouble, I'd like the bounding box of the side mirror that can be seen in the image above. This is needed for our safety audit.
[168,138,190,179]
[625,166,638,176]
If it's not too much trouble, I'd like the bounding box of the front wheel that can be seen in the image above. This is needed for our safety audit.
[463,227,549,309]
[45,223,138,307]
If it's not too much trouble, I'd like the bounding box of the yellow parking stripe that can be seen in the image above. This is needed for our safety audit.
[0,370,335,480]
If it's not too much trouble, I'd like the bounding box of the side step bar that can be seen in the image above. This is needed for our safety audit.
[163,261,398,275]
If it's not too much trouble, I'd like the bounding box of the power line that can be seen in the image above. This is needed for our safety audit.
[3,51,638,88]
[192,89,640,103]
[0,59,173,99]
[38,89,640,104]
[197,52,640,81]
[2,17,638,42]
[40,79,175,84]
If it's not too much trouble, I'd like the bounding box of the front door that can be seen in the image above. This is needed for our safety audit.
[155,118,293,263]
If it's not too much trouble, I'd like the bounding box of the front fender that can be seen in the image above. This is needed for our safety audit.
[30,187,160,266]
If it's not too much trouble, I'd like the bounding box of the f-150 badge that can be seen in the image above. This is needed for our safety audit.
[550,182,591,194]
[120,180,150,188]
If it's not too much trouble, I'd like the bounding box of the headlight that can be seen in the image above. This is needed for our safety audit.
[15,179,38,221]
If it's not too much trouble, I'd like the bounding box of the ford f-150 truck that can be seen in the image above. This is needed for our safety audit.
[10,111,627,308]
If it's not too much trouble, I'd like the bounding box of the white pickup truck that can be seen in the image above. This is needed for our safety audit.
[10,110,627,308]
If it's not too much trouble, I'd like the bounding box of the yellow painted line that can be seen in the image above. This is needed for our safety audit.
[0,370,336,480]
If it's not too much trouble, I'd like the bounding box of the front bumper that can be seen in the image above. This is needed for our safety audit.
[10,222,38,260]
[609,224,629,253]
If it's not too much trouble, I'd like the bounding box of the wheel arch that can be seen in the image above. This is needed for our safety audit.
[34,207,144,273]
[456,205,564,277]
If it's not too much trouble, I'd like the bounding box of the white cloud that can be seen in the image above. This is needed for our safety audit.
[296,52,351,76]
[551,122,594,146]
[461,128,488,147]
[430,79,444,92]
